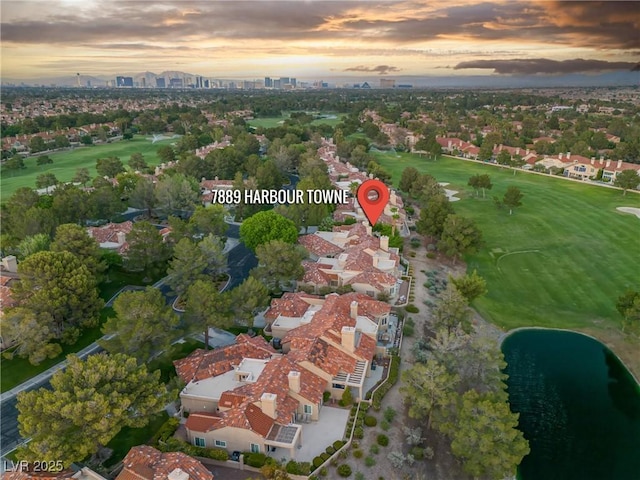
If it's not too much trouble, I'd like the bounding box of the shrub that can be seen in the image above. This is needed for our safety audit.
[204,448,229,461]
[364,456,376,467]
[352,449,364,459]
[403,323,414,337]
[244,452,267,468]
[383,406,397,423]
[286,461,311,475]
[337,464,352,477]
[355,472,365,480]
[369,444,380,455]
[321,452,330,461]
[340,386,353,406]
[313,456,325,469]
[387,451,406,468]
[151,417,180,445]
[323,391,331,403]
[319,467,328,477]
[326,446,336,455]
[411,447,424,461]
[376,291,390,302]
[351,440,359,449]
[377,434,389,447]
[424,446,435,460]
[380,419,390,431]
[353,427,364,439]
[333,440,346,450]
[426,252,436,259]
[339,450,348,459]
[364,415,377,427]
[405,304,419,313]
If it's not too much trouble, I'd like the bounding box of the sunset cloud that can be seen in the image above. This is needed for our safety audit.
[344,65,401,75]
[454,58,639,75]
[1,1,638,79]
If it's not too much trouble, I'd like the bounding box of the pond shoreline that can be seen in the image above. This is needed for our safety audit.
[499,326,640,387]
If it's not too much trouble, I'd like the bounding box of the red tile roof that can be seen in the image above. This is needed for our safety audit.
[245,403,275,437]
[116,446,213,480]
[174,334,275,383]
[264,292,319,320]
[185,412,223,433]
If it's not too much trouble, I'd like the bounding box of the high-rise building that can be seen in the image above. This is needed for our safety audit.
[264,77,273,88]
[290,78,297,88]
[116,76,134,87]
[380,78,396,88]
[169,78,183,88]
[156,78,166,88]
[204,79,210,88]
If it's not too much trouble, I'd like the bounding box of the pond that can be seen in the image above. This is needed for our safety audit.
[502,329,640,480]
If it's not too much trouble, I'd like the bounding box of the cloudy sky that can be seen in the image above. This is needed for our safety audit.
[1,0,638,79]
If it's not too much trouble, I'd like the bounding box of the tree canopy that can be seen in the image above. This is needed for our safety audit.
[239,210,299,251]
[101,287,180,363]
[16,353,171,466]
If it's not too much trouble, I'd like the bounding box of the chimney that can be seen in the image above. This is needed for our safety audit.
[215,176,219,181]
[447,140,452,149]
[599,157,604,165]
[390,190,397,205]
[567,152,571,159]
[515,148,520,155]
[606,160,611,168]
[591,157,595,165]
[260,393,277,419]
[380,235,389,252]
[168,469,189,480]
[365,224,372,236]
[2,255,18,273]
[341,326,356,352]
[559,153,563,160]
[617,160,622,169]
[350,301,358,319]
[116,231,126,245]
[526,149,530,155]
[288,371,301,393]
[87,229,93,238]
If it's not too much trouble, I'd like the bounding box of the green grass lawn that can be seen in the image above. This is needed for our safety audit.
[103,411,169,467]
[375,152,640,332]
[249,113,346,129]
[1,136,177,202]
[0,308,113,392]
[0,266,164,392]
[149,338,204,383]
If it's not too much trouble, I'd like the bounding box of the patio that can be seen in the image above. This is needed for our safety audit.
[267,406,350,463]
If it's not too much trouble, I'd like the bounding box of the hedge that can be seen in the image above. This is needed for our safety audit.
[313,456,325,469]
[333,440,345,450]
[151,417,180,445]
[286,460,311,475]
[372,355,400,411]
[364,416,377,427]
[244,452,267,468]
[156,438,228,461]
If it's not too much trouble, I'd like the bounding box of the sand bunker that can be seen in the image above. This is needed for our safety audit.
[616,207,640,219]
[439,182,460,202]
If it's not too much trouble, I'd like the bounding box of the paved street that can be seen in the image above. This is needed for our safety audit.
[0,341,106,456]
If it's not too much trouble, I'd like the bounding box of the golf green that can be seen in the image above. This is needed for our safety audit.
[1,136,177,202]
[375,152,640,332]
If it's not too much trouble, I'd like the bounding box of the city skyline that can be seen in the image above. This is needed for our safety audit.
[1,1,638,82]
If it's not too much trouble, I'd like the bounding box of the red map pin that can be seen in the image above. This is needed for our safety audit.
[357,179,390,226]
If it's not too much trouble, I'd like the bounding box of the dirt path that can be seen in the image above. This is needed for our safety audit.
[325,241,475,480]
